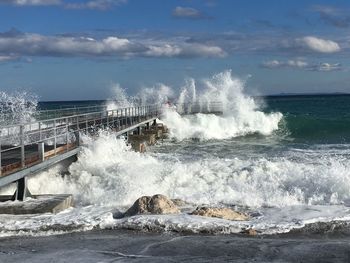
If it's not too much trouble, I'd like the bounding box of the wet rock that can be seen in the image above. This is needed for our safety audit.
[190,206,249,221]
[123,194,180,217]
[241,228,258,236]
[171,199,189,207]
[112,209,124,219]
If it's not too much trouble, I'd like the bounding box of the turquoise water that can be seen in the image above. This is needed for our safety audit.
[266,95,350,144]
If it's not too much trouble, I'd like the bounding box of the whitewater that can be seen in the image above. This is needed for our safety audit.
[1,71,350,237]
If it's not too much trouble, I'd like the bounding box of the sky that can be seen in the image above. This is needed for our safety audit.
[0,0,350,100]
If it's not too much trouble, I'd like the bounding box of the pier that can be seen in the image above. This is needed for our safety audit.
[0,104,161,201]
[0,102,223,210]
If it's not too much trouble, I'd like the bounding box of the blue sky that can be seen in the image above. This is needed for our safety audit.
[0,0,349,100]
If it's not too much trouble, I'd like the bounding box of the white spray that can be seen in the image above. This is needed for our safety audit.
[163,70,283,140]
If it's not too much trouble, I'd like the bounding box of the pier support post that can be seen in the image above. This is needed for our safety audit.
[152,119,157,126]
[12,177,32,201]
[38,142,45,162]
[74,131,80,146]
[146,122,150,130]
[136,126,141,135]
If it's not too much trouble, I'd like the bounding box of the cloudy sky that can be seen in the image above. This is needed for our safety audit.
[0,0,349,100]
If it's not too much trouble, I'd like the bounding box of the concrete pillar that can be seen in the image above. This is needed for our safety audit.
[146,122,150,130]
[13,177,31,201]
[153,119,157,126]
[38,142,45,162]
[136,126,141,135]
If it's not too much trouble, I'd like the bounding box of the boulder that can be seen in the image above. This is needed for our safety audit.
[190,206,249,221]
[123,194,180,217]
[171,198,189,207]
[246,228,257,236]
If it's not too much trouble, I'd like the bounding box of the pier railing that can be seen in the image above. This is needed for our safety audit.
[36,105,108,120]
[175,101,224,115]
[0,104,160,177]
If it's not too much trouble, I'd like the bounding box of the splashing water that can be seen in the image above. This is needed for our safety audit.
[0,91,38,125]
[106,83,135,110]
[163,70,283,140]
[136,83,174,105]
[3,131,345,236]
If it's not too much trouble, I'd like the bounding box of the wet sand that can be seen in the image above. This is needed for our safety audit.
[1,229,350,262]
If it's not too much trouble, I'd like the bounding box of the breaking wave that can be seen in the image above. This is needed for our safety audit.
[162,70,283,140]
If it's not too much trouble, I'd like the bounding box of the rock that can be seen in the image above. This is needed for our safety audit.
[241,228,257,236]
[171,198,189,207]
[112,209,124,219]
[123,194,180,217]
[190,206,249,221]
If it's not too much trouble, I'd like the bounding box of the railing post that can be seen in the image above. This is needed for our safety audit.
[74,131,80,146]
[76,116,80,140]
[106,111,109,129]
[85,114,88,134]
[125,108,127,127]
[53,120,57,155]
[20,125,25,168]
[0,139,2,177]
[66,118,69,151]
[38,142,45,162]
[128,108,131,126]
[138,107,140,122]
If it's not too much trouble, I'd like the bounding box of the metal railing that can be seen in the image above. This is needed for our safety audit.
[175,101,224,115]
[0,104,161,177]
[36,105,108,120]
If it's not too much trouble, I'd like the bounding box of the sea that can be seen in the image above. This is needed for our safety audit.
[1,71,350,261]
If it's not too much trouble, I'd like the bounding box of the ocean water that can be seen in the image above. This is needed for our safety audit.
[1,71,350,237]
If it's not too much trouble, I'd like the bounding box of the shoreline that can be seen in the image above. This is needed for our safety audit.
[1,229,350,262]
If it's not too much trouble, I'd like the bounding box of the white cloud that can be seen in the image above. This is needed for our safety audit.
[145,43,225,58]
[145,44,182,57]
[262,59,308,69]
[0,55,18,62]
[180,43,226,58]
[309,62,342,72]
[0,31,226,59]
[286,60,308,68]
[295,36,341,53]
[262,59,342,72]
[172,6,209,19]
[65,0,127,10]
[0,0,127,9]
[0,0,60,6]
